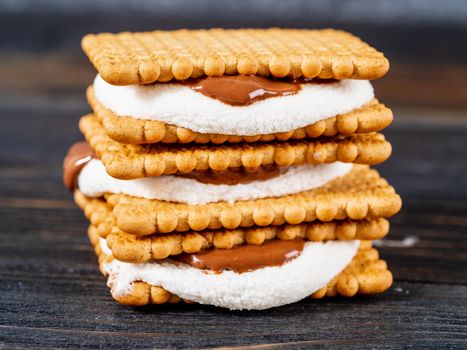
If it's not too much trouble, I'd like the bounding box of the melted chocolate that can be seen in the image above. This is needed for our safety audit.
[63,142,95,191]
[183,75,301,106]
[174,238,305,273]
[291,77,338,84]
[176,165,289,185]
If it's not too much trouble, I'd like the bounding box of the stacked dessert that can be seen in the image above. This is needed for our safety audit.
[64,29,401,310]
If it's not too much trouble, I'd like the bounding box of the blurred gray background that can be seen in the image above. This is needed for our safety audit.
[1,0,466,112]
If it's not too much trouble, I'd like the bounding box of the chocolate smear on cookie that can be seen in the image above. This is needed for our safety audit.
[175,164,289,185]
[174,238,305,273]
[63,142,96,191]
[183,75,301,106]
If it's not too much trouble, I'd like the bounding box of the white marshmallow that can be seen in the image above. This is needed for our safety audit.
[78,159,352,204]
[101,239,359,310]
[93,75,374,136]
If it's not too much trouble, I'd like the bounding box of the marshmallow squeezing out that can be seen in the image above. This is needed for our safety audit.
[101,239,359,310]
[93,74,374,135]
[78,159,352,204]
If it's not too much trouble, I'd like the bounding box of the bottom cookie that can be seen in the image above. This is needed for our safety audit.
[88,225,392,310]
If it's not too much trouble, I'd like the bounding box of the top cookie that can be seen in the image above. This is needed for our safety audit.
[82,28,389,85]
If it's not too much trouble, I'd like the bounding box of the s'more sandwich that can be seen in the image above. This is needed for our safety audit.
[64,28,401,310]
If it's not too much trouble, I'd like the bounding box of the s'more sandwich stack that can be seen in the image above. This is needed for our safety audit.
[64,29,401,310]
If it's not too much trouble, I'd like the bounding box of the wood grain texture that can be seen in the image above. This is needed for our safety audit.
[0,96,466,348]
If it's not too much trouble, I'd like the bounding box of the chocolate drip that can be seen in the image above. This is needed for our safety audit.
[63,142,96,191]
[174,238,305,273]
[183,75,301,106]
[176,165,289,185]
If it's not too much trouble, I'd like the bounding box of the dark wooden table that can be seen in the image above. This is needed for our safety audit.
[1,59,466,349]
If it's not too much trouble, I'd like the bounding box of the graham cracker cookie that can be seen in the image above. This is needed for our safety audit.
[103,220,389,263]
[102,165,401,236]
[88,86,393,145]
[78,194,389,263]
[309,241,393,299]
[74,191,115,238]
[82,29,389,85]
[88,226,392,306]
[75,191,390,262]
[80,115,392,180]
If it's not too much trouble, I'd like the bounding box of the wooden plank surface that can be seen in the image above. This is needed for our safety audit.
[0,87,467,348]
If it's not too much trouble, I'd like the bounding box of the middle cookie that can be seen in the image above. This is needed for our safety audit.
[64,141,401,237]
[80,115,392,180]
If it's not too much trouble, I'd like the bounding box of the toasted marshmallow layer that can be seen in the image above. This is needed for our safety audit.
[78,159,352,205]
[101,239,359,310]
[93,75,374,135]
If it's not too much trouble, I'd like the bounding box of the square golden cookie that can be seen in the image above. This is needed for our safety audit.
[82,29,389,85]
[80,115,392,180]
[75,190,390,263]
[75,165,401,236]
[104,220,389,263]
[88,226,393,306]
[87,86,393,145]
